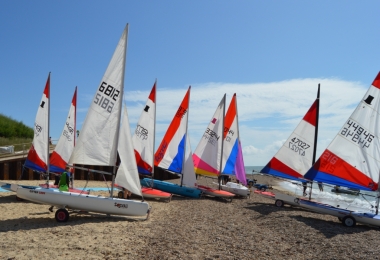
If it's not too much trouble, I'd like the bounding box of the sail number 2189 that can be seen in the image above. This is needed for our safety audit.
[288,137,310,156]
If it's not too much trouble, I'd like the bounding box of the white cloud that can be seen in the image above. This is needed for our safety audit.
[78,77,368,166]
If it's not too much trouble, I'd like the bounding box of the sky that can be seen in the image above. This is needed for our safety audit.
[1,1,379,166]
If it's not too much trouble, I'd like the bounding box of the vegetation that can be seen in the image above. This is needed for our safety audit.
[0,113,34,139]
[0,114,33,152]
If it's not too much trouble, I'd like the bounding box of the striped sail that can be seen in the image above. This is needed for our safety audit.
[70,24,128,166]
[261,86,320,181]
[235,140,247,185]
[50,87,77,173]
[115,105,142,196]
[24,74,50,172]
[132,82,156,175]
[193,94,226,177]
[154,87,190,174]
[305,73,380,191]
[222,93,240,175]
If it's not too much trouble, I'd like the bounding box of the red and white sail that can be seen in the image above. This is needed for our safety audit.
[70,25,128,166]
[305,73,380,191]
[262,86,320,181]
[50,87,77,173]
[25,73,50,172]
[132,81,156,175]
[154,87,191,174]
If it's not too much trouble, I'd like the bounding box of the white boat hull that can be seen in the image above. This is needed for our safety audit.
[218,182,250,197]
[299,199,380,226]
[16,186,150,217]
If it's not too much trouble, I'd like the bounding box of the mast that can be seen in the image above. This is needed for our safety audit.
[180,86,191,187]
[218,94,226,190]
[110,23,128,198]
[152,79,157,181]
[72,86,77,189]
[308,84,320,200]
[46,72,51,187]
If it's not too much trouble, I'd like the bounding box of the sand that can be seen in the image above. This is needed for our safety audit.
[1,175,380,260]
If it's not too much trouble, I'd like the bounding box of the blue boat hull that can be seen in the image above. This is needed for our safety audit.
[141,178,201,198]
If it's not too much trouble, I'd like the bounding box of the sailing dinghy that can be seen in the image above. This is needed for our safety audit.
[257,85,320,207]
[38,87,88,194]
[16,24,150,222]
[114,81,172,201]
[193,94,235,201]
[216,93,250,198]
[299,72,380,227]
[141,86,202,198]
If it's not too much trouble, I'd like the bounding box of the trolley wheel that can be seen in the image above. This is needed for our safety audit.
[275,199,284,207]
[118,191,124,198]
[55,208,69,222]
[342,216,356,227]
[260,187,266,192]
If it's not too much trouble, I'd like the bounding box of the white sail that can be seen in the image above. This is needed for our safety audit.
[70,25,128,166]
[50,87,77,173]
[115,105,142,196]
[193,94,226,177]
[182,134,197,188]
[132,81,156,174]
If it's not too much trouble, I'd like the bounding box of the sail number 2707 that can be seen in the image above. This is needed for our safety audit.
[288,137,310,156]
[93,81,120,113]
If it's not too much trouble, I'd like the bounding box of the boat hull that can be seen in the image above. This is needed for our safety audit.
[197,185,235,198]
[218,182,250,197]
[16,186,150,217]
[39,183,89,194]
[141,178,201,198]
[113,183,172,200]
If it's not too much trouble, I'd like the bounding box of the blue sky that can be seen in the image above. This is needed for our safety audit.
[1,1,379,166]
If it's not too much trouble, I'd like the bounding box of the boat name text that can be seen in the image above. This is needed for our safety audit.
[29,190,45,195]
[175,106,187,119]
[114,202,128,209]
[155,141,168,162]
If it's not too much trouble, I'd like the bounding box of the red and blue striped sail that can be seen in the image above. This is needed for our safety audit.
[305,72,380,191]
[132,81,156,175]
[261,86,319,181]
[154,87,190,174]
[25,74,50,172]
[50,87,77,173]
[222,94,239,175]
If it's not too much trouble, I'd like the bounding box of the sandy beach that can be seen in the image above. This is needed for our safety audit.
[1,175,380,260]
